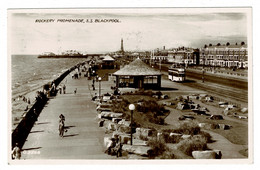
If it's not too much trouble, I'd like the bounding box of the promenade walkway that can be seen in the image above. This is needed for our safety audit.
[21,75,114,159]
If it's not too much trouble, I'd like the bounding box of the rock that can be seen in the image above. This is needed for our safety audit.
[227,105,235,109]
[205,96,214,102]
[135,128,153,138]
[219,124,226,130]
[118,120,131,127]
[127,139,148,146]
[198,123,207,128]
[122,145,152,156]
[97,113,102,119]
[169,133,182,142]
[119,134,131,144]
[110,112,123,118]
[104,137,112,148]
[96,104,113,112]
[209,115,224,120]
[177,102,190,110]
[98,119,105,127]
[169,132,182,137]
[202,123,219,129]
[179,115,195,120]
[161,94,169,99]
[107,122,117,131]
[189,95,198,100]
[157,132,163,140]
[241,108,248,113]
[218,124,231,130]
[181,134,191,139]
[100,112,123,120]
[118,126,131,134]
[112,118,122,124]
[192,150,222,159]
[238,116,248,119]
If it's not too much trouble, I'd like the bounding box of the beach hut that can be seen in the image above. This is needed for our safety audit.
[113,58,162,89]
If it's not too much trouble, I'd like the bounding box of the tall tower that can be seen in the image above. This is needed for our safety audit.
[121,38,124,53]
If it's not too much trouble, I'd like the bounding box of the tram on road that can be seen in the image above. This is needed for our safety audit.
[168,63,186,82]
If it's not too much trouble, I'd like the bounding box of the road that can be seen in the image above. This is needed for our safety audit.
[156,65,248,106]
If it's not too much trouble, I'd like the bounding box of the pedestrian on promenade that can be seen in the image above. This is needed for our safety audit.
[58,85,62,94]
[63,84,66,94]
[59,114,65,122]
[59,114,65,137]
[59,120,65,137]
[74,88,77,94]
[12,143,21,160]
[33,108,38,121]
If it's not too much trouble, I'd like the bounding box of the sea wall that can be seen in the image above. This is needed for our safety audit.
[11,62,85,149]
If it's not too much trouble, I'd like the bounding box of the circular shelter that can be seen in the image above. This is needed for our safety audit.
[113,58,162,89]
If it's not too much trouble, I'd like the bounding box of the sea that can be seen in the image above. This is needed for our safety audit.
[11,55,86,99]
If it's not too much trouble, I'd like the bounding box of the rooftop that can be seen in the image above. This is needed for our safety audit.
[113,58,162,76]
[102,55,115,61]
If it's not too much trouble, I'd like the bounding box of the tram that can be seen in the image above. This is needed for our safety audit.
[168,63,186,82]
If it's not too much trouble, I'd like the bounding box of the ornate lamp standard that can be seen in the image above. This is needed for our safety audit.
[129,104,135,145]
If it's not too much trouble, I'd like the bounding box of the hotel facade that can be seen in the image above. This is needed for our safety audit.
[200,42,248,68]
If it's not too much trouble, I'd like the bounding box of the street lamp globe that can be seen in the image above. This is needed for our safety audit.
[129,104,135,111]
[98,77,102,81]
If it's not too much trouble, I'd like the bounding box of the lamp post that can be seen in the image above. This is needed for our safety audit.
[98,77,102,100]
[129,104,135,145]
[202,51,205,83]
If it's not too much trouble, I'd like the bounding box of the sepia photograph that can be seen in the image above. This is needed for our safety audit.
[7,7,252,163]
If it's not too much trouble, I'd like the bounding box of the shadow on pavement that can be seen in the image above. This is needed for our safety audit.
[63,134,79,138]
[22,147,42,151]
[64,125,75,129]
[35,122,51,125]
[30,130,44,134]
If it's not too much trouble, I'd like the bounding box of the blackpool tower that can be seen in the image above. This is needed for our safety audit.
[121,38,124,54]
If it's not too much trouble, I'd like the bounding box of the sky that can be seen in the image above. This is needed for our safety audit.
[8,8,249,55]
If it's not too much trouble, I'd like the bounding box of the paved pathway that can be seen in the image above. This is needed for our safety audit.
[21,76,113,159]
[205,130,247,159]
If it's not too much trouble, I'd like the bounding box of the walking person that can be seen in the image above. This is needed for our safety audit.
[59,120,65,137]
[63,84,66,94]
[59,114,65,137]
[12,143,21,160]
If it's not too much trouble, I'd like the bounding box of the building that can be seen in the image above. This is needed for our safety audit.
[100,55,115,69]
[113,58,162,89]
[200,42,248,68]
[167,47,197,65]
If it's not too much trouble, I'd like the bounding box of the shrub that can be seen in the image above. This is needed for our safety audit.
[139,134,149,141]
[159,150,175,159]
[147,138,168,157]
[177,136,208,156]
[165,122,201,135]
[199,131,212,143]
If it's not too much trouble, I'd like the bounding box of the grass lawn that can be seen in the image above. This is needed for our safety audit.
[193,115,248,145]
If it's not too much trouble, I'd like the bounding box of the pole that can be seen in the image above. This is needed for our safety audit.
[99,79,101,99]
[159,58,161,72]
[130,110,133,145]
[202,53,205,83]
